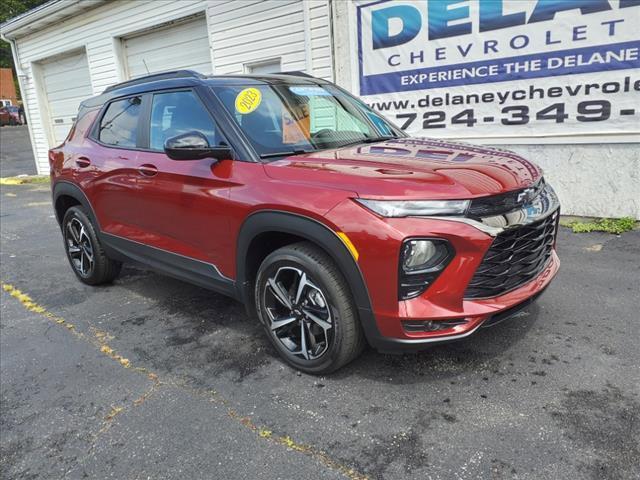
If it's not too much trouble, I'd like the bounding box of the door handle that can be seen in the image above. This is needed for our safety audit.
[75,156,91,168]
[138,164,158,177]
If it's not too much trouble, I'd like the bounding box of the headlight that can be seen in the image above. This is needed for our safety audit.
[399,239,453,300]
[356,199,469,217]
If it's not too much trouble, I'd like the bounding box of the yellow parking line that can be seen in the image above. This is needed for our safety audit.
[0,176,49,186]
[1,281,369,480]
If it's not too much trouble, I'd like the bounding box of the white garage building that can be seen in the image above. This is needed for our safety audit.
[1,0,638,219]
[1,0,333,171]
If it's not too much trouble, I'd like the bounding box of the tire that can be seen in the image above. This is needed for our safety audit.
[255,242,365,374]
[62,206,122,285]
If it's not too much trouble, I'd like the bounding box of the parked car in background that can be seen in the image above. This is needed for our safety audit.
[49,71,560,373]
[0,105,25,126]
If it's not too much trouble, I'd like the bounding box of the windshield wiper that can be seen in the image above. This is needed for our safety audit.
[337,136,398,149]
[362,136,398,143]
[258,136,398,159]
[259,149,313,159]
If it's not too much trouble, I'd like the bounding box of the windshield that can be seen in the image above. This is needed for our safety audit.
[211,83,404,159]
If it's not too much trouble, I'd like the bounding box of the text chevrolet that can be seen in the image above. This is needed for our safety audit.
[49,71,560,373]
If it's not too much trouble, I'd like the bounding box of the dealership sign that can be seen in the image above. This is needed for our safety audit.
[357,0,640,139]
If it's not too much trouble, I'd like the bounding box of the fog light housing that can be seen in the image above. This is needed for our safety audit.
[402,240,450,273]
[403,318,469,333]
[399,239,453,300]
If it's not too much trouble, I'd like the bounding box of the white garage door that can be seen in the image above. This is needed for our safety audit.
[40,50,93,145]
[124,16,212,79]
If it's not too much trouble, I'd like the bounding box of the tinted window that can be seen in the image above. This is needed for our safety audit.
[150,91,217,151]
[98,96,141,147]
[212,84,401,157]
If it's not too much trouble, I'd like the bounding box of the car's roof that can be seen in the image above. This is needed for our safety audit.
[206,73,329,86]
[81,70,328,109]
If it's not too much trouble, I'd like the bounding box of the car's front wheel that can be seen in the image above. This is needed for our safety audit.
[255,242,365,374]
[62,206,122,285]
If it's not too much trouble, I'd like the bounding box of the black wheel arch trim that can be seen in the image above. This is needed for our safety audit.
[235,210,384,346]
[52,180,101,230]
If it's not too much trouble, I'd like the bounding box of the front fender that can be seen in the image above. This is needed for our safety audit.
[235,210,379,342]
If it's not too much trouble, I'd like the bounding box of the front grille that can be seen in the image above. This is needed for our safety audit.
[467,178,546,217]
[465,210,559,299]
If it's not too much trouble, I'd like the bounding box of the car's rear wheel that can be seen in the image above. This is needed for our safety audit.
[255,242,365,374]
[62,206,121,285]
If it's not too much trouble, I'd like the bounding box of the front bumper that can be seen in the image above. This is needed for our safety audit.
[359,251,558,353]
[324,183,560,353]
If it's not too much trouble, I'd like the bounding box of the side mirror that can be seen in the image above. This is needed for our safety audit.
[164,131,232,161]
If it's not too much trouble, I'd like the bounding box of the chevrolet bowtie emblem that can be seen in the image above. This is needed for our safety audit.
[517,188,536,204]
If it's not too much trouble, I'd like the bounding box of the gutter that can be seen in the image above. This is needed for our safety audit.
[0,0,106,38]
[0,0,67,36]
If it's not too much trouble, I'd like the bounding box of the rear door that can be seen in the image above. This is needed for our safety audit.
[87,94,144,237]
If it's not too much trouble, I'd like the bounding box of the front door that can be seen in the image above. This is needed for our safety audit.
[129,89,236,275]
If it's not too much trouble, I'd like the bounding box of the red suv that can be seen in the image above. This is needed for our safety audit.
[49,71,559,373]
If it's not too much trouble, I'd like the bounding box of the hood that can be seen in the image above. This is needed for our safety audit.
[264,138,542,200]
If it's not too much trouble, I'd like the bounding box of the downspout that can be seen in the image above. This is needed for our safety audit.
[328,0,336,82]
[302,0,313,76]
[1,33,41,175]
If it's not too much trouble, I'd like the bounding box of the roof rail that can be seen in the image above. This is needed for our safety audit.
[102,70,206,93]
[279,71,315,78]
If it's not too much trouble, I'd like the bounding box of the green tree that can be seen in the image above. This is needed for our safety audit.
[1,0,50,99]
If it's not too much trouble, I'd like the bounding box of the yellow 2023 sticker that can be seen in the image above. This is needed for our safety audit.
[235,88,262,114]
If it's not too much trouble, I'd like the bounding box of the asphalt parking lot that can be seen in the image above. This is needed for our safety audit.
[0,126,36,177]
[1,137,638,479]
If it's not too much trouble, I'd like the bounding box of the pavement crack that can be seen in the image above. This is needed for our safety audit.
[1,280,369,480]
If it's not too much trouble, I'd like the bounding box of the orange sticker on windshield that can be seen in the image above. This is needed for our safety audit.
[235,88,262,114]
[282,104,310,144]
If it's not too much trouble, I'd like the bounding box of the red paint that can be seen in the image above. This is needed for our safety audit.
[51,127,558,344]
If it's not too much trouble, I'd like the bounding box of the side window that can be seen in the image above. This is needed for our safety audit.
[98,96,142,147]
[150,91,217,151]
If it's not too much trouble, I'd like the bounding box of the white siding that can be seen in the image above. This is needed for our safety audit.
[123,15,211,78]
[12,0,333,174]
[207,0,332,79]
[307,0,333,80]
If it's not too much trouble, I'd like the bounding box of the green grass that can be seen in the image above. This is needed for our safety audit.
[560,216,637,234]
